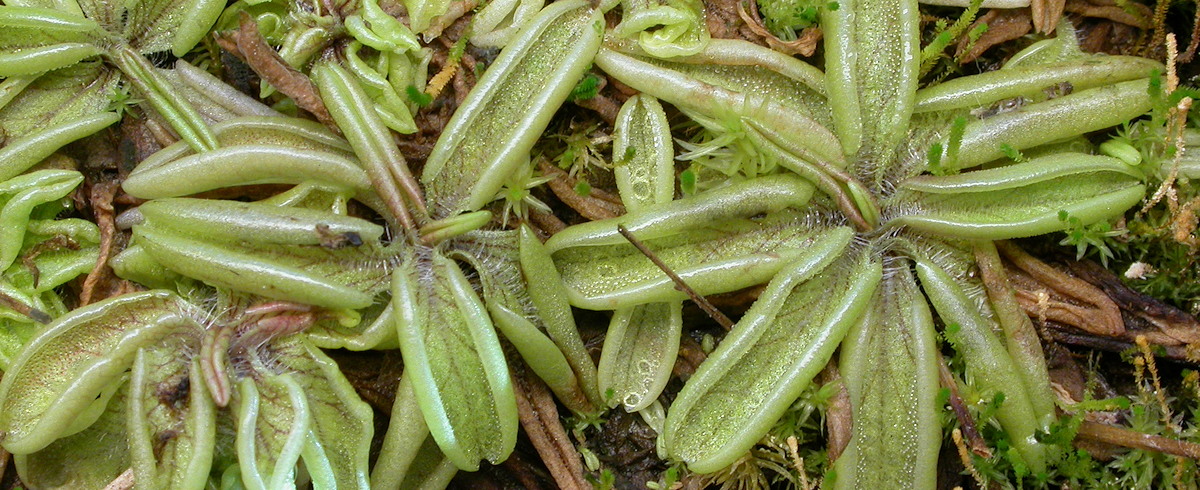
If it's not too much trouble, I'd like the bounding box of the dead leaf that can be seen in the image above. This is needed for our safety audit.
[224,12,335,128]
[1067,260,1200,346]
[539,160,625,221]
[957,9,1033,63]
[820,363,852,463]
[1032,0,1066,34]
[998,242,1125,337]
[1064,0,1152,29]
[511,357,589,490]
[80,180,120,306]
[737,0,821,57]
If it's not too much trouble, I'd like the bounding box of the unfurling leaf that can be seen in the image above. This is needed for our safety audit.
[613,0,710,58]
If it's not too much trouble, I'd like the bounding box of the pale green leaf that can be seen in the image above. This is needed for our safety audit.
[951,79,1153,169]
[598,302,682,411]
[128,349,215,490]
[14,380,130,489]
[594,46,840,170]
[915,56,1162,113]
[546,176,819,310]
[821,0,919,159]
[273,336,373,490]
[392,250,517,470]
[891,153,1145,239]
[422,0,603,218]
[129,224,392,309]
[915,258,1048,471]
[0,61,116,139]
[614,0,709,58]
[0,291,200,454]
[834,264,940,489]
[664,234,868,472]
[233,371,308,490]
[613,94,675,211]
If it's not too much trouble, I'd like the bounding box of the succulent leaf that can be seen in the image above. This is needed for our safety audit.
[421,0,603,218]
[392,251,518,470]
[834,264,940,489]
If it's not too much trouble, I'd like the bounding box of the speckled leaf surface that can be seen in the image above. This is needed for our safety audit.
[834,265,940,490]
[892,153,1145,240]
[392,250,517,470]
[14,381,131,489]
[233,371,309,490]
[0,291,199,454]
[821,0,919,159]
[422,0,602,217]
[664,237,869,472]
[274,336,374,490]
[128,348,214,490]
[0,62,117,140]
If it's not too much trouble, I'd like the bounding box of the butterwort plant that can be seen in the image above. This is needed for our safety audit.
[0,0,1173,488]
[0,0,609,487]
[550,0,1162,485]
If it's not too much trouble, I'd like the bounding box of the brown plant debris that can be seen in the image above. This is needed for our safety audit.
[219,13,335,128]
[957,9,1033,63]
[819,363,852,464]
[511,358,589,490]
[1032,0,1067,34]
[79,180,121,306]
[1065,0,1152,29]
[539,160,625,221]
[1076,420,1200,459]
[1066,260,1200,346]
[998,241,1126,337]
[937,353,992,458]
[618,224,735,330]
[737,0,821,56]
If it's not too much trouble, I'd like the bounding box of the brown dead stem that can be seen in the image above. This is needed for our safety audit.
[0,290,50,324]
[526,208,568,235]
[937,353,992,458]
[103,468,134,490]
[1064,0,1152,30]
[1182,1,1200,63]
[512,358,589,490]
[951,428,987,489]
[998,242,1125,337]
[957,9,1032,63]
[1032,0,1066,34]
[1076,421,1200,460]
[819,363,852,463]
[21,234,79,289]
[570,75,620,125]
[1137,335,1180,433]
[618,224,735,330]
[1066,260,1200,346]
